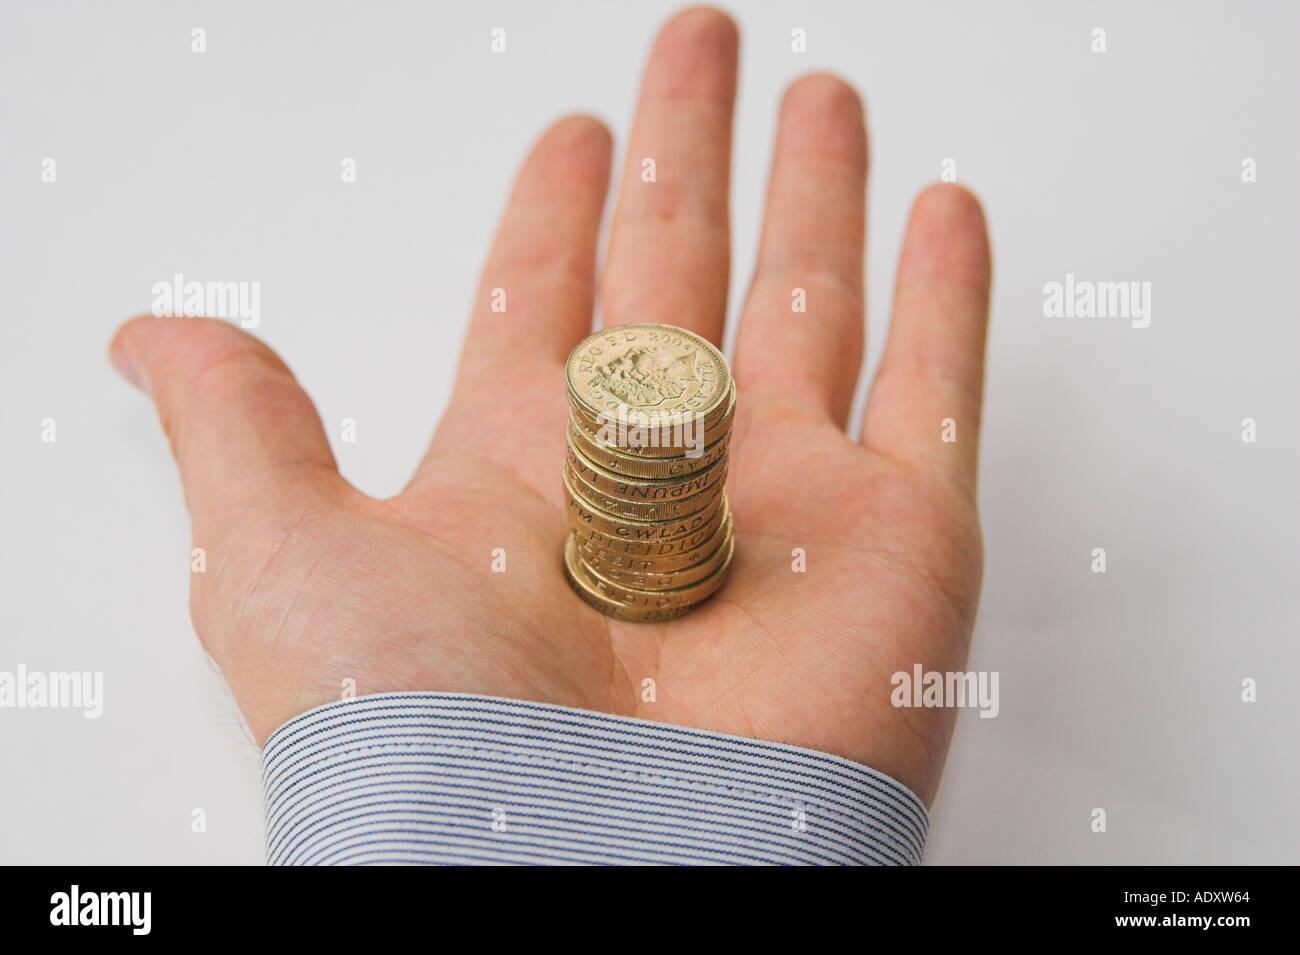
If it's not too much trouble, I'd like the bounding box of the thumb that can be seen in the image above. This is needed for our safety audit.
[109,315,342,522]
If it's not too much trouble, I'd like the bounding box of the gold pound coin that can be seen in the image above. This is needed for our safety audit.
[561,323,739,622]
[565,441,729,506]
[563,455,725,523]
[564,468,727,541]
[563,533,734,622]
[568,380,735,457]
[566,324,733,445]
[570,494,729,558]
[566,417,732,479]
[580,516,733,591]
[577,507,732,576]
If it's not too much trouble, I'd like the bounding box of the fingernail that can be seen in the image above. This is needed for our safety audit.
[109,337,146,391]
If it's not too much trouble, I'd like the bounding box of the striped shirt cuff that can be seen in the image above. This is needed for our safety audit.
[261,692,928,865]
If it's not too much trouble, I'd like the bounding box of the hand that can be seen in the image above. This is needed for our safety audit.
[108,7,990,805]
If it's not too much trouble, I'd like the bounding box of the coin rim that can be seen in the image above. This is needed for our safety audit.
[563,533,734,615]
[566,417,733,478]
[577,510,734,579]
[570,495,731,556]
[564,456,726,523]
[563,469,728,541]
[567,531,735,605]
[567,380,735,456]
[565,324,733,434]
[565,439,730,499]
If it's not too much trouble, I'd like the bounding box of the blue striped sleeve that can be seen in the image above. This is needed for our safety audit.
[260,692,928,865]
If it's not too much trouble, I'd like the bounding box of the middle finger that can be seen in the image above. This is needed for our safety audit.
[601,7,738,346]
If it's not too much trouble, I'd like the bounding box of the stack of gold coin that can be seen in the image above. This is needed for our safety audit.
[562,323,736,622]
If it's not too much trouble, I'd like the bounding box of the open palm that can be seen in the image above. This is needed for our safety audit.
[110,8,991,806]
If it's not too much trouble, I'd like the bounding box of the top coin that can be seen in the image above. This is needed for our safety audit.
[566,324,732,434]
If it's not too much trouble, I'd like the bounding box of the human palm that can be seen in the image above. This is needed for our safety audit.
[110,8,990,806]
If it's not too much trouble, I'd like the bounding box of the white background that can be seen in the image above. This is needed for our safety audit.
[2,0,1296,864]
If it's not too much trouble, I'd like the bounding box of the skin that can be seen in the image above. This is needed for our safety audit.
[108,7,991,807]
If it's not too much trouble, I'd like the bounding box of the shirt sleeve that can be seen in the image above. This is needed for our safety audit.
[260,692,928,865]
